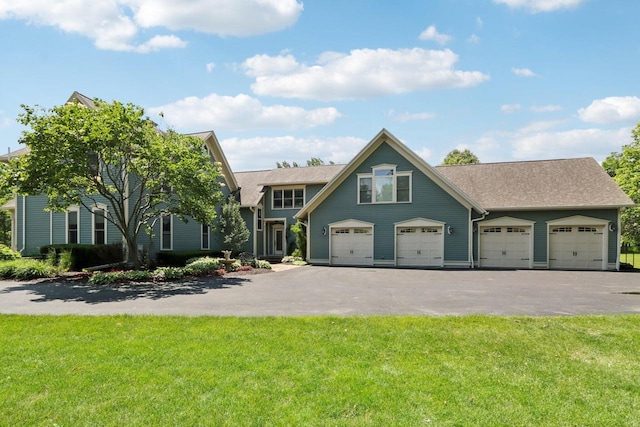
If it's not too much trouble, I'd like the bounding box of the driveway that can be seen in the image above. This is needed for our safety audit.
[0,266,639,316]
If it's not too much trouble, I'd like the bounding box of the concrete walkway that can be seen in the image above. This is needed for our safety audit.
[0,266,639,316]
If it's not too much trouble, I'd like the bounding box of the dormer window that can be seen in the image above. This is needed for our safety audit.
[358,165,412,204]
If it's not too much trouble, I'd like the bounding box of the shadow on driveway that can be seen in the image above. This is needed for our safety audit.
[0,276,249,304]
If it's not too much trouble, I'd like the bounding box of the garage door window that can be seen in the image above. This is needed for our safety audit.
[579,227,597,232]
[484,227,501,233]
[507,227,525,233]
[552,227,572,233]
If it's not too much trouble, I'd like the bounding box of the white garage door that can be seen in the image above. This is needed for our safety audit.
[549,226,604,270]
[480,226,531,268]
[396,227,443,267]
[331,227,373,266]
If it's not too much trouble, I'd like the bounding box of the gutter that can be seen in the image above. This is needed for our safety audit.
[469,211,489,269]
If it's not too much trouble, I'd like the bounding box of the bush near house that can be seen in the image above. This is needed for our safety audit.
[156,250,224,267]
[39,243,124,270]
[0,244,21,261]
[0,259,58,280]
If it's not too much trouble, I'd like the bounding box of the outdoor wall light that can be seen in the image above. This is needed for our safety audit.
[322,226,327,236]
[447,225,454,235]
[609,223,616,232]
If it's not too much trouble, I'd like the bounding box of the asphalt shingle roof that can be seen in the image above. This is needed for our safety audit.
[435,157,634,209]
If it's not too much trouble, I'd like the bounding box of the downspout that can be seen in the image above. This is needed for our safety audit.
[249,206,257,256]
[20,196,26,253]
[616,208,622,271]
[469,211,489,269]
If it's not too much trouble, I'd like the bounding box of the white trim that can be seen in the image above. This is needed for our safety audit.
[477,216,535,269]
[329,219,375,266]
[256,206,263,231]
[272,223,285,256]
[546,215,609,270]
[49,211,53,245]
[91,203,108,245]
[160,214,173,251]
[271,186,305,210]
[200,223,210,250]
[616,208,622,271]
[263,218,287,257]
[306,213,312,262]
[66,205,80,244]
[394,218,445,268]
[328,219,375,228]
[357,165,412,205]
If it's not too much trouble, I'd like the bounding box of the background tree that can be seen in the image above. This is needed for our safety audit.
[276,158,334,168]
[441,149,480,165]
[603,123,640,246]
[217,196,250,253]
[5,99,223,267]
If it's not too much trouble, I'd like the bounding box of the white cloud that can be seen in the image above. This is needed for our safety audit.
[517,119,567,133]
[493,0,586,13]
[243,48,490,101]
[531,104,562,113]
[501,104,521,113]
[0,0,302,52]
[220,135,366,171]
[476,17,484,29]
[206,63,216,73]
[148,93,341,131]
[511,127,631,160]
[578,96,640,124]
[512,67,537,77]
[418,25,452,45]
[133,0,303,36]
[467,34,481,44]
[415,148,433,162]
[388,110,436,122]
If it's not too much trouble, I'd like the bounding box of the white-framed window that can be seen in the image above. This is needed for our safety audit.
[161,214,173,250]
[257,207,263,231]
[272,188,304,209]
[201,224,210,250]
[92,204,107,245]
[66,206,80,244]
[358,165,412,204]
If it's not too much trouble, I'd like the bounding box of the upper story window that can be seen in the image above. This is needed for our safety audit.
[358,165,412,204]
[273,188,304,209]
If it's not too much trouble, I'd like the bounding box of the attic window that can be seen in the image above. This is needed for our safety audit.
[358,165,412,204]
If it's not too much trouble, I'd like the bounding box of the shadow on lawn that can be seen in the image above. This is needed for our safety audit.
[0,276,250,304]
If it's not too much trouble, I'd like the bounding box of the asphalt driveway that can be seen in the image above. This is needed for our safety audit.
[0,266,639,316]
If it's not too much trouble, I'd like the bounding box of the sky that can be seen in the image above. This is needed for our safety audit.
[1,0,639,172]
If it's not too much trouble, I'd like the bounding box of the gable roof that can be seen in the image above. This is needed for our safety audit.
[188,130,238,193]
[67,91,96,108]
[234,164,345,207]
[436,157,634,210]
[295,129,487,219]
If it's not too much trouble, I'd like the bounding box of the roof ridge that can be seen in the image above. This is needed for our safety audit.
[436,157,595,167]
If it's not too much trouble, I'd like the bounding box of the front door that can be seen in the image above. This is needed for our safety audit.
[273,224,284,256]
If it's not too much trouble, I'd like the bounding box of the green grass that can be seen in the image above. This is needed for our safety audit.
[621,252,640,269]
[1,315,639,426]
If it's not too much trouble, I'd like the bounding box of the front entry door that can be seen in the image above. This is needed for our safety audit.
[273,224,284,256]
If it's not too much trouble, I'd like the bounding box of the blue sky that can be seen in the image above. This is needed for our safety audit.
[1,0,639,171]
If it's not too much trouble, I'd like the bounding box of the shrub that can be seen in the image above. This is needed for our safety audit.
[253,259,272,270]
[39,243,124,270]
[58,250,73,271]
[0,259,57,280]
[228,261,241,272]
[238,252,255,266]
[290,220,306,259]
[152,267,185,281]
[184,257,221,276]
[157,250,220,267]
[88,270,152,286]
[0,245,21,261]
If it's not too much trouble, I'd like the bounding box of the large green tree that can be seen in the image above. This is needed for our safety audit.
[4,99,224,267]
[603,123,640,246]
[441,149,480,165]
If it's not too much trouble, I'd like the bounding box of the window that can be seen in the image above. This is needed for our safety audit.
[273,188,304,209]
[552,227,572,233]
[507,227,525,233]
[358,165,411,204]
[578,226,597,232]
[67,208,79,244]
[161,215,172,250]
[201,224,210,250]
[257,207,263,231]
[93,207,106,244]
[484,227,501,233]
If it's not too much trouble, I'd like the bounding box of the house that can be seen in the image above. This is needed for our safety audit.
[2,93,634,270]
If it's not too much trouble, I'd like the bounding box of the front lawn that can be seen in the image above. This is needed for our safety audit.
[1,315,639,426]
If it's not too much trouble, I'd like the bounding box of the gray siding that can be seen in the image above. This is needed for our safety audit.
[309,142,471,264]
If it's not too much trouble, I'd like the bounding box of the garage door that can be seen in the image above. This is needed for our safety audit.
[396,227,443,267]
[549,225,604,270]
[480,226,531,268]
[331,227,373,266]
